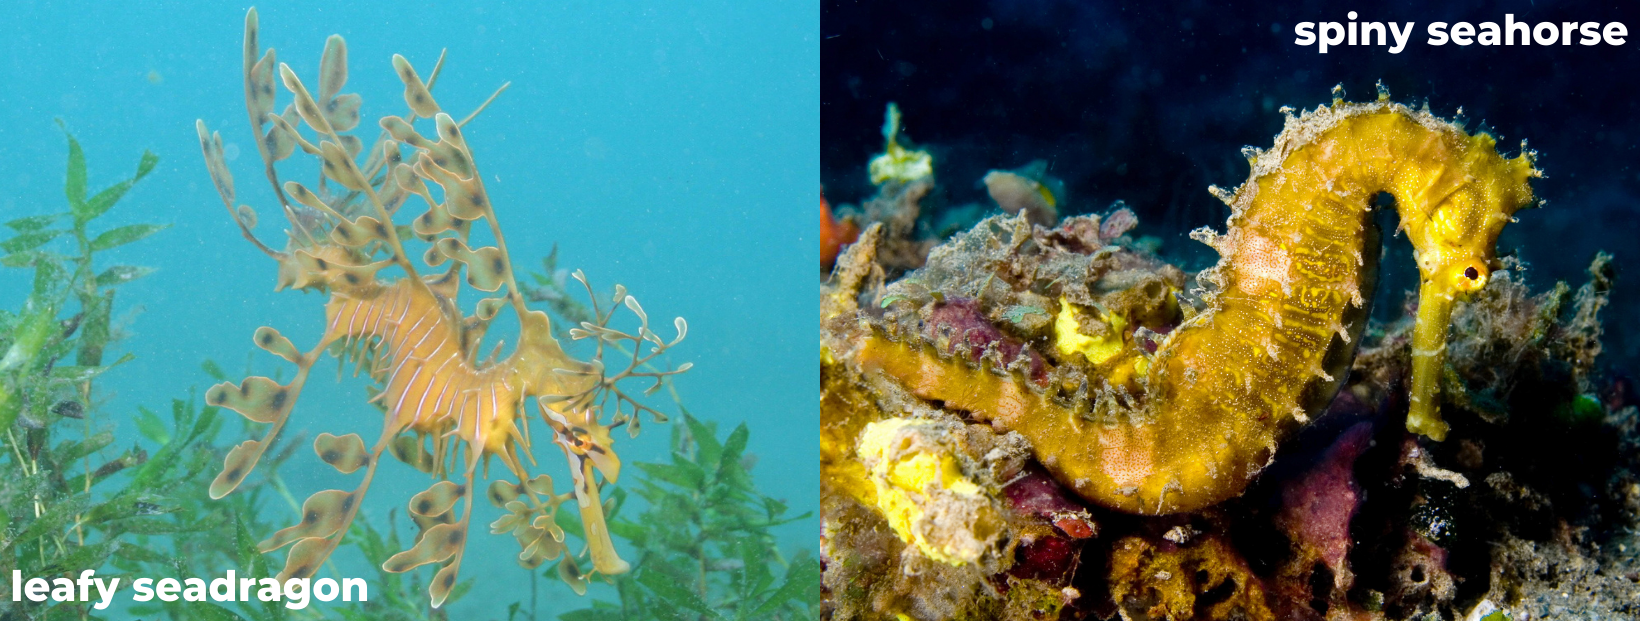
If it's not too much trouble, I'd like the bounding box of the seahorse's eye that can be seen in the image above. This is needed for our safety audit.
[1451,260,1489,293]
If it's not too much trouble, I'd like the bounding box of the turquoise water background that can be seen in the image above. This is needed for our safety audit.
[0,1,816,617]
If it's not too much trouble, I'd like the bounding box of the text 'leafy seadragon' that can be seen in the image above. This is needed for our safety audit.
[195,8,689,606]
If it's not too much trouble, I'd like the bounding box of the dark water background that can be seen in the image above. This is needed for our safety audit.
[1,0,816,616]
[823,0,1640,371]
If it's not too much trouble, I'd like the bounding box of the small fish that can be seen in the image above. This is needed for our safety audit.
[984,159,1061,226]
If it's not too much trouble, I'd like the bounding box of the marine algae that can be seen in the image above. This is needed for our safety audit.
[195,9,687,606]
[868,103,934,186]
[828,90,1538,515]
[565,414,821,620]
[0,128,202,619]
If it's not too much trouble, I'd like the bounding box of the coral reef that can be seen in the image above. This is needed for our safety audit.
[1274,421,1373,610]
[857,417,1009,566]
[1107,535,1274,621]
[822,105,941,274]
[823,190,861,271]
[821,92,1638,620]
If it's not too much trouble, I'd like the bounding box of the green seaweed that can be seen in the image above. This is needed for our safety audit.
[557,412,818,621]
[0,129,800,619]
[0,126,456,621]
[0,125,204,619]
[123,357,470,621]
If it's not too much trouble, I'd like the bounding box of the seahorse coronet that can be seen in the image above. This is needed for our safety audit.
[834,95,1537,515]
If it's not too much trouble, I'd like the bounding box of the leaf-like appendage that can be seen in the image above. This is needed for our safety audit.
[380,116,435,150]
[411,506,455,533]
[206,377,290,424]
[314,433,369,474]
[435,238,507,292]
[330,215,390,248]
[280,63,332,135]
[557,556,588,595]
[339,133,363,158]
[259,489,353,552]
[276,536,331,582]
[195,122,234,207]
[267,110,320,156]
[475,297,507,321]
[320,140,367,191]
[282,181,338,218]
[318,34,348,104]
[533,513,565,543]
[210,440,264,499]
[516,524,566,568]
[526,473,555,495]
[293,250,389,289]
[382,522,461,573]
[394,161,429,196]
[253,326,302,363]
[487,479,523,507]
[434,114,468,155]
[249,49,278,121]
[243,8,260,72]
[422,245,449,268]
[410,480,463,517]
[412,202,459,241]
[390,434,435,473]
[392,54,440,118]
[324,93,362,133]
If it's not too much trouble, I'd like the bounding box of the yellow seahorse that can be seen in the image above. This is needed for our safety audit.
[830,89,1537,515]
[195,9,687,605]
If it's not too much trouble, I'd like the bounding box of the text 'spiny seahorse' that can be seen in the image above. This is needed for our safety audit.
[195,8,688,606]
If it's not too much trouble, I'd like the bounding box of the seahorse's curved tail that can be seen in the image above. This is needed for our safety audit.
[838,92,1538,515]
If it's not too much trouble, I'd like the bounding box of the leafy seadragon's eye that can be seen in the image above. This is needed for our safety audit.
[1450,259,1490,293]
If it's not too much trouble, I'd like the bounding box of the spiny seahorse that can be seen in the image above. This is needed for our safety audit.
[195,9,687,606]
[830,89,1537,515]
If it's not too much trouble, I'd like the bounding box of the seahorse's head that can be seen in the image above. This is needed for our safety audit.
[1402,130,1538,298]
[1399,126,1539,440]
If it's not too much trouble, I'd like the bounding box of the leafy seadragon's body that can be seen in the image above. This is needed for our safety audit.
[829,90,1537,515]
[196,9,686,606]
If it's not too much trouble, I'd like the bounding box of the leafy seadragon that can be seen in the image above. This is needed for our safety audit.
[827,87,1538,515]
[195,9,688,606]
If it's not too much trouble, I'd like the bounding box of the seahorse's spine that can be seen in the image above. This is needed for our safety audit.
[849,97,1536,515]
